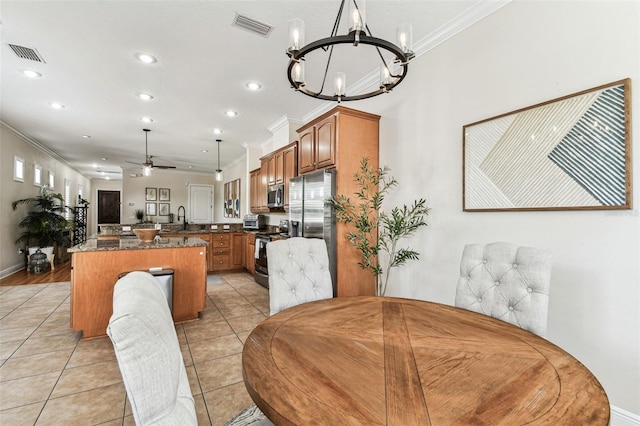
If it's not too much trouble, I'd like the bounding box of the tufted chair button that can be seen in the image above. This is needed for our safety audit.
[513,263,518,268]
[527,287,533,293]
[291,289,296,294]
[477,297,482,302]
[508,306,514,311]
[495,281,500,286]
[288,253,292,258]
[482,259,487,264]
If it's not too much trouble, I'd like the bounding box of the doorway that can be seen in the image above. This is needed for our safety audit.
[98,190,121,224]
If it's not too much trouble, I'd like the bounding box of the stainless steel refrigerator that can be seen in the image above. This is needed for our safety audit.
[289,169,337,294]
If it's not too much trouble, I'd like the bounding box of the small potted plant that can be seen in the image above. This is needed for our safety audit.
[12,185,72,271]
[135,209,145,224]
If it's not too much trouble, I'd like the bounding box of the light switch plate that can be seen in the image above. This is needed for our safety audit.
[223,224,230,230]
[122,226,131,231]
[211,225,218,230]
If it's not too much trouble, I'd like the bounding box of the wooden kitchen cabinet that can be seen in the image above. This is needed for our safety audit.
[298,114,336,174]
[245,232,256,275]
[282,143,298,210]
[250,167,267,213]
[231,233,244,269]
[165,233,213,272]
[256,141,298,211]
[297,106,381,297]
[210,232,245,272]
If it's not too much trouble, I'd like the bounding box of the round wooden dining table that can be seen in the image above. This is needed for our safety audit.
[242,296,609,425]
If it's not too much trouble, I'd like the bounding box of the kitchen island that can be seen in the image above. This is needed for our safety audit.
[69,236,208,338]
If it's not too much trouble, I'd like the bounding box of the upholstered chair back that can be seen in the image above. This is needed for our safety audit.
[455,242,553,337]
[107,271,197,425]
[267,237,333,316]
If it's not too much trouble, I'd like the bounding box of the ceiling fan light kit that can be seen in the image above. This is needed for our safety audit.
[286,0,415,102]
[126,128,176,175]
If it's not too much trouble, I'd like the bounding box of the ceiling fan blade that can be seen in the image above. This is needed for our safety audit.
[152,165,177,169]
[126,160,145,166]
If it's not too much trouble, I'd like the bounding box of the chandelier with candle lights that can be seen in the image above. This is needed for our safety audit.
[286,0,414,102]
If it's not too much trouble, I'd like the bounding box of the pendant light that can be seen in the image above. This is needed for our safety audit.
[215,139,223,181]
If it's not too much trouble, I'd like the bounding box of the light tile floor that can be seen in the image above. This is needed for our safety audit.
[0,272,269,425]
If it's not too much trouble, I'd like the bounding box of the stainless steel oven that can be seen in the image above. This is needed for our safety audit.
[254,233,272,288]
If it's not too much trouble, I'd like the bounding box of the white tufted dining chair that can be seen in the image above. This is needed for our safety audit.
[267,237,334,317]
[455,242,553,337]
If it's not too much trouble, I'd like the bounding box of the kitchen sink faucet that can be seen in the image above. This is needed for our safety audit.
[177,206,187,230]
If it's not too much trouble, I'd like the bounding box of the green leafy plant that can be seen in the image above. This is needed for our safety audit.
[328,158,430,296]
[135,209,145,223]
[12,185,72,248]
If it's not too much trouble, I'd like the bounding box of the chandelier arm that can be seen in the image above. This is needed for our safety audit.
[323,0,347,52]
[318,44,336,94]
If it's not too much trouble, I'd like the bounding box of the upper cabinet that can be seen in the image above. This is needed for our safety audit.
[298,105,381,297]
[251,141,298,213]
[298,114,336,174]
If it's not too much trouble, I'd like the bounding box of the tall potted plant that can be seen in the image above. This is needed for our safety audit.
[12,185,72,260]
[328,158,430,296]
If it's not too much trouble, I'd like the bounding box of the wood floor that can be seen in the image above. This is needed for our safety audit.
[0,260,71,286]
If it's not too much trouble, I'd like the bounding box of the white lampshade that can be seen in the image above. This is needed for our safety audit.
[216,170,223,182]
[144,165,151,176]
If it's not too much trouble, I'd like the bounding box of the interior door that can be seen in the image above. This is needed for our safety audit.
[189,184,213,223]
[97,190,120,224]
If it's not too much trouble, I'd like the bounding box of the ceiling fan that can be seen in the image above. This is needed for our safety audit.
[126,128,176,172]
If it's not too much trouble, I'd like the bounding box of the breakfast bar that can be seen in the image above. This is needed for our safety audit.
[69,236,208,338]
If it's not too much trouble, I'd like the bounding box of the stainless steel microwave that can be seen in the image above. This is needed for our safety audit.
[267,184,284,208]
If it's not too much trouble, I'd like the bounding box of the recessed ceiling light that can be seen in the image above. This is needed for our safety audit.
[188,165,193,169]
[136,53,157,64]
[92,163,98,168]
[201,149,208,153]
[141,116,154,123]
[82,135,91,139]
[101,157,108,161]
[246,81,262,91]
[137,93,154,101]
[22,69,42,78]
[105,176,110,180]
[49,102,65,109]
[212,128,223,135]
[225,110,238,117]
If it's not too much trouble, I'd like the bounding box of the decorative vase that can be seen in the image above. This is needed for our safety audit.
[28,248,50,274]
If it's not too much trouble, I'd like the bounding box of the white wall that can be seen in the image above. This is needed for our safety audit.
[121,168,215,225]
[354,0,639,416]
[1,124,91,276]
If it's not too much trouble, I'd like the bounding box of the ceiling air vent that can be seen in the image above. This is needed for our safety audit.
[232,13,274,38]
[8,44,46,63]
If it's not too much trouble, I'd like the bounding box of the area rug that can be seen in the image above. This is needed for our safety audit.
[224,404,273,426]
[207,275,224,286]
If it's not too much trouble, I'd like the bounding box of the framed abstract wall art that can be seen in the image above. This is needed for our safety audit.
[463,78,631,211]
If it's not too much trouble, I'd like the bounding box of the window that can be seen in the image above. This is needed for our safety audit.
[64,178,71,220]
[34,164,42,186]
[14,156,25,182]
[49,171,55,189]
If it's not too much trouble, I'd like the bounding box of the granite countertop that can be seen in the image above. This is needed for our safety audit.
[68,236,209,253]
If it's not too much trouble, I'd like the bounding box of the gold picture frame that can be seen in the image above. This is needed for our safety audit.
[463,79,631,211]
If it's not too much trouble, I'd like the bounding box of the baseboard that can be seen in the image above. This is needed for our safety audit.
[612,405,640,426]
[0,263,25,280]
